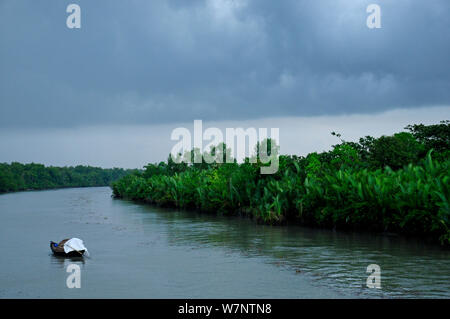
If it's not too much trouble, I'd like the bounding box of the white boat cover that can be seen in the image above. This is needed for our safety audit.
[63,238,87,254]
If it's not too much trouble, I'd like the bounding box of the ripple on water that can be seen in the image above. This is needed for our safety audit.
[1,187,449,298]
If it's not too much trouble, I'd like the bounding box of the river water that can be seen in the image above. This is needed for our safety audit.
[0,187,449,298]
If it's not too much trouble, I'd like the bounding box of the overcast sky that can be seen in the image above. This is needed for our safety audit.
[1,0,449,167]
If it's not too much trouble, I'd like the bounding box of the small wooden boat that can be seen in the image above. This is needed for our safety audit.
[50,239,85,257]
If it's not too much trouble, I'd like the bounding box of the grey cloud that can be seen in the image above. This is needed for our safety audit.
[1,0,449,128]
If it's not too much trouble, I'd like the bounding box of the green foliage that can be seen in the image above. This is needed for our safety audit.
[367,132,425,169]
[0,162,134,193]
[112,123,450,245]
[330,131,425,170]
[406,120,450,153]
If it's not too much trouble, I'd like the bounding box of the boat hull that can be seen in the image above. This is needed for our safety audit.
[50,240,85,257]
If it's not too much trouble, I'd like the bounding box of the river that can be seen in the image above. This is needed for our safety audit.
[0,187,449,298]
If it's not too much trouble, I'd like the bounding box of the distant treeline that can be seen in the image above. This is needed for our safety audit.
[113,121,450,245]
[0,163,136,193]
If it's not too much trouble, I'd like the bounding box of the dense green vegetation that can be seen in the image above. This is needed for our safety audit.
[0,162,135,193]
[112,121,450,245]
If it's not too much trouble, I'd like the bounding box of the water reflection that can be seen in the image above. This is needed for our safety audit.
[139,205,450,298]
[50,255,85,268]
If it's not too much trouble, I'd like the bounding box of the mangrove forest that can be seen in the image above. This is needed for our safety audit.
[0,163,135,193]
[112,121,450,245]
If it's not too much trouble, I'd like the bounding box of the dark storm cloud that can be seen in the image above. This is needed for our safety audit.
[1,0,449,128]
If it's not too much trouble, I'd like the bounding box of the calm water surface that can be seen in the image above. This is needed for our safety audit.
[0,187,449,298]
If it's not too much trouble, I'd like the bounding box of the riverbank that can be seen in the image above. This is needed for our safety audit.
[112,122,450,245]
[112,152,449,245]
[0,162,135,194]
